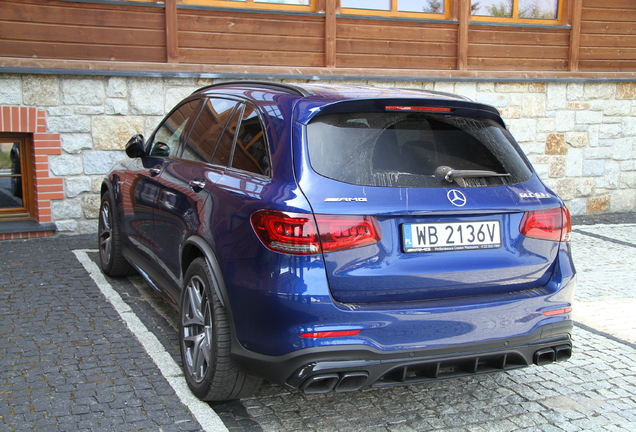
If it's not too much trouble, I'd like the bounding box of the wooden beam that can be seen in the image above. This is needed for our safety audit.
[457,0,469,71]
[569,0,583,72]
[5,57,636,81]
[165,0,178,63]
[324,0,337,68]
[450,0,459,21]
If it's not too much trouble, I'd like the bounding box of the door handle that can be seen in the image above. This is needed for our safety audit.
[189,178,206,192]
[149,166,162,177]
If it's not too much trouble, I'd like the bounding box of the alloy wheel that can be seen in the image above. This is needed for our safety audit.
[181,275,213,383]
[99,201,113,266]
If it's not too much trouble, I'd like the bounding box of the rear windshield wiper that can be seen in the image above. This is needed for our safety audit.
[444,170,511,182]
[434,166,511,187]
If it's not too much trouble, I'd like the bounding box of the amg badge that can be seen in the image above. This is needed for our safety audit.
[324,197,368,202]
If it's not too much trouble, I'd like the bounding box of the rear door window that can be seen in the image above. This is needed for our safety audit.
[211,104,242,168]
[231,105,271,177]
[306,112,532,188]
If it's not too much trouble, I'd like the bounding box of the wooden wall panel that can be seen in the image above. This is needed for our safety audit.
[579,0,636,71]
[1,0,634,76]
[467,26,570,71]
[336,19,457,70]
[177,10,324,67]
[0,0,166,63]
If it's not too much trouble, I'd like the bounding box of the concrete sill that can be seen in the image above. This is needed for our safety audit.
[0,220,57,235]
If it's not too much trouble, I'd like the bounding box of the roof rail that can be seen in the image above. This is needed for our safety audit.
[192,80,312,97]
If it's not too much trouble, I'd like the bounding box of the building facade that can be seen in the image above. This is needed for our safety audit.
[1,0,635,237]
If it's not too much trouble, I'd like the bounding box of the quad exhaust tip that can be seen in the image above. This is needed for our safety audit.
[534,344,572,366]
[335,372,369,392]
[300,372,369,395]
[300,345,572,395]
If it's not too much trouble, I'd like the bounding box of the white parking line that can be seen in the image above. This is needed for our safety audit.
[73,249,228,432]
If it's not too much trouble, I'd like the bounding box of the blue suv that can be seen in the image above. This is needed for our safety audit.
[99,81,575,401]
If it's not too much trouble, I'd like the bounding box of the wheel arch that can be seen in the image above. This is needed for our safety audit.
[100,176,123,210]
[182,236,229,309]
[98,177,133,277]
[100,178,114,201]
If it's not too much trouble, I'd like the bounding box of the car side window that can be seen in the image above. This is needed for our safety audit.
[149,100,201,158]
[182,98,239,164]
[210,104,242,167]
[231,105,271,177]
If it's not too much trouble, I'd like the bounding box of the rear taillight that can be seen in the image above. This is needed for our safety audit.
[520,207,571,242]
[250,210,319,255]
[315,215,381,252]
[251,210,381,255]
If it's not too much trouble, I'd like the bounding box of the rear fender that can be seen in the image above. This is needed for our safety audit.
[182,236,229,309]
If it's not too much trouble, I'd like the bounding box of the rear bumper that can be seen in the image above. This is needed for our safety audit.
[233,320,572,394]
[224,241,576,357]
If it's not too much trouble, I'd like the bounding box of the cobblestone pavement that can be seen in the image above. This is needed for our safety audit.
[1,214,635,432]
[0,236,202,432]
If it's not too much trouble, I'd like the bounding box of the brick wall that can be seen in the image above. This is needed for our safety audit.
[0,105,62,239]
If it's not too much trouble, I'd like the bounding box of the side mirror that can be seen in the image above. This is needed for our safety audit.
[125,134,145,158]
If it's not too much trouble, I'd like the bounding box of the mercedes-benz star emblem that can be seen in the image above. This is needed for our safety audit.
[447,189,467,207]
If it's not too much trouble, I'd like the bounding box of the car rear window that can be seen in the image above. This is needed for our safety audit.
[306,112,532,188]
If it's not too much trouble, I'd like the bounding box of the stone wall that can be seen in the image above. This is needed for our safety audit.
[1,73,635,233]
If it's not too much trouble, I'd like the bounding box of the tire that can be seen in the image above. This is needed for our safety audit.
[98,192,132,277]
[179,257,261,401]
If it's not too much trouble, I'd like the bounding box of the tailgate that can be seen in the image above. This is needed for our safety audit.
[295,102,565,304]
[307,184,561,303]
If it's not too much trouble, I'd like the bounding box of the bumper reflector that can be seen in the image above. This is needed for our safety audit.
[542,307,572,316]
[300,330,362,338]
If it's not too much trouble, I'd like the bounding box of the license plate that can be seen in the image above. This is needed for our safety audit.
[402,221,501,252]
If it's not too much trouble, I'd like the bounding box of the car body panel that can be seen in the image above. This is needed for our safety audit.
[152,158,223,287]
[120,157,163,267]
